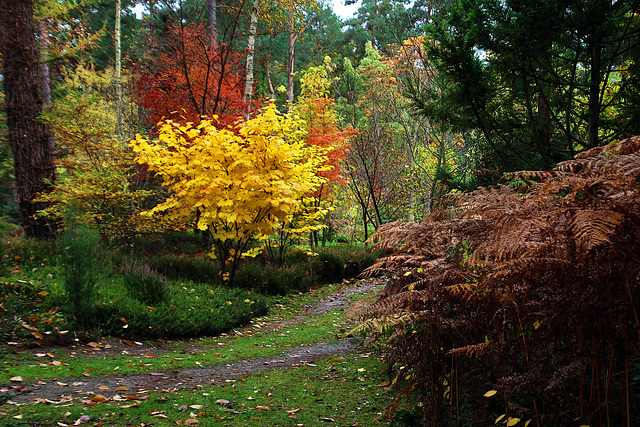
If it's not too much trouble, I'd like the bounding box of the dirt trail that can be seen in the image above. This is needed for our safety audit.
[1,278,385,405]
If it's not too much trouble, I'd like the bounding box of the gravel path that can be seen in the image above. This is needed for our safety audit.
[1,278,385,405]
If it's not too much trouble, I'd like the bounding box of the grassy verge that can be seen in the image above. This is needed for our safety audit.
[0,281,395,426]
[0,282,369,384]
[1,352,392,426]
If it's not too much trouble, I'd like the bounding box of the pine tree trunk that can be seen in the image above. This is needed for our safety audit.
[0,0,57,238]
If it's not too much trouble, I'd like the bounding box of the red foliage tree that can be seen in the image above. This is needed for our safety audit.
[133,23,247,127]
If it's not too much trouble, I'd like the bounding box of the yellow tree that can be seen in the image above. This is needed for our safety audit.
[131,103,331,285]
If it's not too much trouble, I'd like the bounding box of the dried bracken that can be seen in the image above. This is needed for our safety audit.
[358,136,640,426]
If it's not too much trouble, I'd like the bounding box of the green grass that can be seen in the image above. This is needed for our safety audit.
[0,353,393,426]
[0,282,376,383]
[0,281,396,426]
[0,307,348,383]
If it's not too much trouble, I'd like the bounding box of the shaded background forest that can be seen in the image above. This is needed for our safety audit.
[2,1,640,426]
[2,0,637,241]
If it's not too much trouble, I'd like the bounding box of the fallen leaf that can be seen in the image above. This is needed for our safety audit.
[125,395,140,400]
[178,404,188,411]
[378,381,389,387]
[73,414,90,425]
[189,405,204,409]
[98,385,109,390]
[116,386,129,391]
[255,406,269,410]
[215,399,230,405]
[32,332,43,340]
[82,371,91,377]
[320,417,336,422]
[56,381,69,386]
[90,395,106,403]
[184,420,199,425]
[122,339,134,346]
[10,376,22,382]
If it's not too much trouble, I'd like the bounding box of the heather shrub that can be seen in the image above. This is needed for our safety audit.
[95,279,268,337]
[121,261,167,305]
[147,253,220,284]
[235,262,316,295]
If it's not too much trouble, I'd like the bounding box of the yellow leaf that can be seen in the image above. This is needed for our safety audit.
[506,417,521,426]
[484,390,498,397]
[408,284,415,291]
[495,414,506,424]
[533,321,541,330]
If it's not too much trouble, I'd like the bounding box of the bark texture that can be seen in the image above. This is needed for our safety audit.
[0,0,57,237]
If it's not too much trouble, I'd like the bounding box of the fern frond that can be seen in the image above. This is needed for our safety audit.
[448,342,492,358]
[446,282,481,299]
[570,209,624,251]
[349,312,414,335]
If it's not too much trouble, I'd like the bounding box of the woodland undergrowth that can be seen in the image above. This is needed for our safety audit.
[356,136,640,426]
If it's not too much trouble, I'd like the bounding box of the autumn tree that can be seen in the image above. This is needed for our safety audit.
[131,103,331,285]
[337,42,439,238]
[38,65,154,244]
[294,56,352,245]
[0,0,57,237]
[133,19,247,127]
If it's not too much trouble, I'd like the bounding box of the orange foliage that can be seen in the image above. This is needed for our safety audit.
[133,23,247,127]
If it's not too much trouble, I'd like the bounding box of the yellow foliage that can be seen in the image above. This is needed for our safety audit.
[131,103,332,262]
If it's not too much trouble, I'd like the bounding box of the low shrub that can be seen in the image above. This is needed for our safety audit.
[121,261,167,305]
[307,245,383,283]
[94,280,269,337]
[0,236,58,274]
[235,263,316,295]
[147,253,220,284]
[310,251,344,284]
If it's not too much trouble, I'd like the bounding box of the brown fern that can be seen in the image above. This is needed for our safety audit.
[356,136,640,426]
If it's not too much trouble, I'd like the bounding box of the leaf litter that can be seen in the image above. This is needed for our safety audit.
[1,278,385,406]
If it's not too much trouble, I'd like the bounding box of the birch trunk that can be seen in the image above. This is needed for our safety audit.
[243,0,260,116]
[115,0,123,139]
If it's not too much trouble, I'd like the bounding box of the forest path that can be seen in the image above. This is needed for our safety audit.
[1,278,385,405]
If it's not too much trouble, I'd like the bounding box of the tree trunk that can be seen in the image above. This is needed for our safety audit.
[243,0,260,117]
[287,12,296,105]
[587,38,602,148]
[38,21,56,157]
[0,0,57,238]
[208,0,217,47]
[115,0,123,139]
